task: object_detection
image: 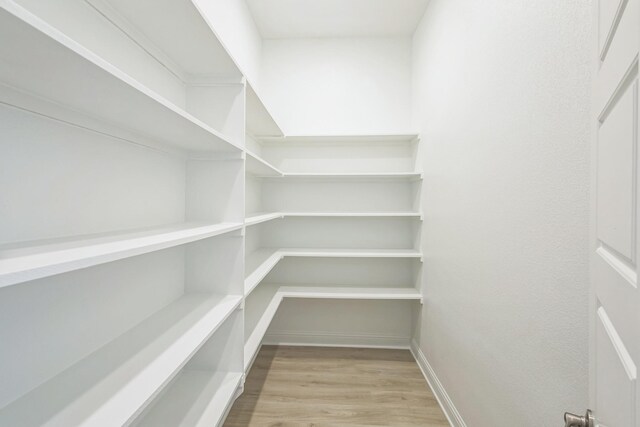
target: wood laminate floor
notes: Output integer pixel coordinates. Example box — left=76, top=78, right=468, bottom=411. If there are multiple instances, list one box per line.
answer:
left=224, top=346, right=450, bottom=427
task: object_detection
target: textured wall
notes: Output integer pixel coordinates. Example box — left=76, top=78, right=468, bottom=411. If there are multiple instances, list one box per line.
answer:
left=411, top=1, right=592, bottom=425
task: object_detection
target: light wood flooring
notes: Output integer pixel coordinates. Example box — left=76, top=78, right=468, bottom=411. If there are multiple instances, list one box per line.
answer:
left=224, top=345, right=450, bottom=427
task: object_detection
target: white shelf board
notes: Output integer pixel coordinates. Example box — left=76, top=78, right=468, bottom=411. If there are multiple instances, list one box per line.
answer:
left=244, top=212, right=421, bottom=226
left=259, top=134, right=419, bottom=144
left=89, top=2, right=284, bottom=138
left=0, top=293, right=242, bottom=427
left=244, top=285, right=282, bottom=372
left=258, top=172, right=423, bottom=180
left=246, top=82, right=283, bottom=137
left=0, top=222, right=243, bottom=288
left=283, top=212, right=422, bottom=218
left=96, top=0, right=239, bottom=77
left=280, top=248, right=423, bottom=259
left=244, top=212, right=284, bottom=227
left=244, top=249, right=282, bottom=296
left=0, top=3, right=241, bottom=154
left=244, top=248, right=423, bottom=298
left=245, top=150, right=283, bottom=177
left=243, top=283, right=423, bottom=371
left=133, top=371, right=242, bottom=427
left=279, top=286, right=423, bottom=301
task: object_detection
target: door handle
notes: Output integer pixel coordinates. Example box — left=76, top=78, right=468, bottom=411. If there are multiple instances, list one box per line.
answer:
left=564, top=409, right=594, bottom=427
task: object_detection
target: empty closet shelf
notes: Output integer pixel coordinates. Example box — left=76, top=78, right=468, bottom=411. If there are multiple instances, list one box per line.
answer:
left=244, top=248, right=423, bottom=297
left=267, top=172, right=423, bottom=180
left=245, top=212, right=284, bottom=227
left=0, top=3, right=241, bottom=154
left=283, top=212, right=422, bottom=218
left=243, top=284, right=423, bottom=372
left=134, top=371, right=243, bottom=427
left=280, top=248, right=423, bottom=258
left=243, top=285, right=283, bottom=371
left=244, top=248, right=422, bottom=297
left=245, top=249, right=282, bottom=296
left=244, top=212, right=421, bottom=226
left=0, top=222, right=244, bottom=288
left=0, top=294, right=242, bottom=427
left=245, top=151, right=283, bottom=177
left=278, top=286, right=423, bottom=301
left=246, top=82, right=283, bottom=137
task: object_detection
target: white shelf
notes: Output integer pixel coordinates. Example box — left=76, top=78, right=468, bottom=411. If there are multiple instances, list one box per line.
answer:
left=99, top=0, right=283, bottom=138
left=133, top=371, right=242, bottom=427
left=96, top=0, right=239, bottom=78
left=0, top=3, right=241, bottom=154
left=280, top=248, right=423, bottom=259
left=245, top=151, right=283, bottom=177
left=283, top=212, right=422, bottom=218
left=0, top=294, right=242, bottom=427
left=0, top=222, right=243, bottom=288
left=245, top=249, right=282, bottom=296
left=243, top=283, right=422, bottom=372
left=279, top=286, right=423, bottom=301
left=259, top=134, right=419, bottom=144
left=96, top=2, right=283, bottom=138
left=262, top=172, right=423, bottom=180
left=246, top=82, right=283, bottom=137
left=244, top=248, right=422, bottom=297
left=244, top=284, right=283, bottom=371
left=244, top=212, right=284, bottom=227
left=244, top=212, right=421, bottom=226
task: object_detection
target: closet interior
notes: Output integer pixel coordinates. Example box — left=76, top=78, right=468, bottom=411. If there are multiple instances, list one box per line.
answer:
left=0, top=1, right=423, bottom=425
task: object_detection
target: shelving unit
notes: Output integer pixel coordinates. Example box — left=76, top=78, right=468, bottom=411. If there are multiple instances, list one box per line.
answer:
left=0, top=222, right=243, bottom=288
left=0, top=294, right=242, bottom=426
left=0, top=3, right=242, bottom=155
left=2, top=1, right=423, bottom=424
left=1, top=0, right=251, bottom=425
left=242, top=133, right=423, bottom=368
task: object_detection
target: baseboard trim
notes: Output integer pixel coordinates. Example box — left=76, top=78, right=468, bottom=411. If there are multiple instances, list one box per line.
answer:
left=410, top=339, right=467, bottom=427
left=263, top=331, right=410, bottom=349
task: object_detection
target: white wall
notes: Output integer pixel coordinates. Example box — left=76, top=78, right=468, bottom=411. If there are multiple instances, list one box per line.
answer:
left=411, top=1, right=591, bottom=426
left=261, top=37, right=413, bottom=134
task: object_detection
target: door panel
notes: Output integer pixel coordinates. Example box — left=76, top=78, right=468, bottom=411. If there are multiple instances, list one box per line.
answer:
left=597, top=79, right=635, bottom=259
left=595, top=0, right=637, bottom=115
left=596, top=307, right=636, bottom=427
left=592, top=0, right=640, bottom=425
left=598, top=0, right=627, bottom=56
left=595, top=250, right=639, bottom=357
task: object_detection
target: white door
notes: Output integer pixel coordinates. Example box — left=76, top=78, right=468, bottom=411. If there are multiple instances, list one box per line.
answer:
left=589, top=0, right=640, bottom=426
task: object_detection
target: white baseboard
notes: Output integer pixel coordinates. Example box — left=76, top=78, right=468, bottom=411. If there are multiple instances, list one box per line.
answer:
left=410, top=339, right=467, bottom=427
left=263, top=331, right=410, bottom=349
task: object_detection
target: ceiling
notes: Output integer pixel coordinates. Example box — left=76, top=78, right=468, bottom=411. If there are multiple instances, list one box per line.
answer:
left=246, top=0, right=430, bottom=39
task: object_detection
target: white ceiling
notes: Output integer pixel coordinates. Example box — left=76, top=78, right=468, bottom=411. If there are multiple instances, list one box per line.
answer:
left=246, top=0, right=430, bottom=39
